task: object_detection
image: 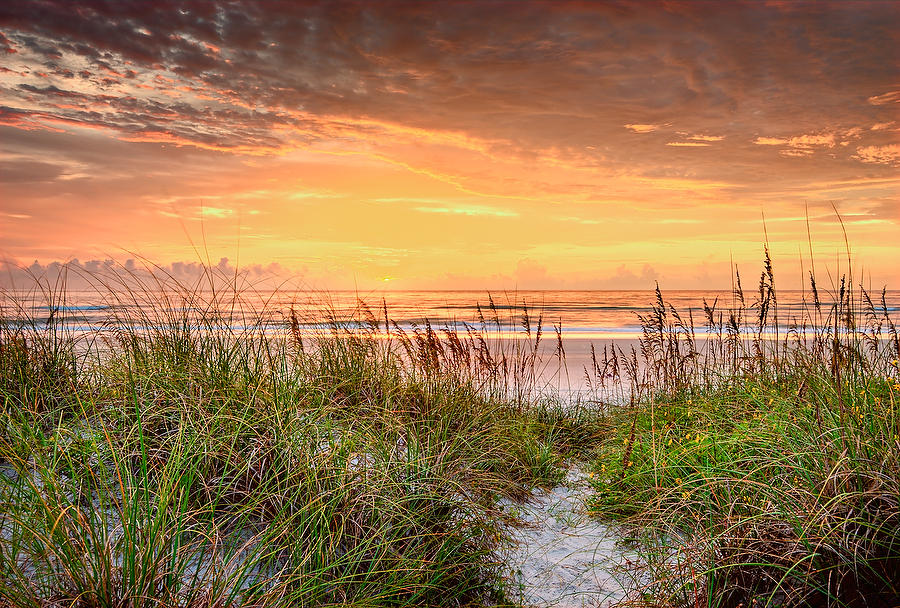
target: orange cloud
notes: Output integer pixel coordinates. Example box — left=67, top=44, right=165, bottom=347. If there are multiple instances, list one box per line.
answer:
left=788, top=134, right=835, bottom=148
left=868, top=90, right=900, bottom=105
left=853, top=144, right=900, bottom=166
left=1, top=0, right=898, bottom=289
left=753, top=137, right=784, bottom=145
left=666, top=141, right=710, bottom=147
left=624, top=124, right=661, bottom=133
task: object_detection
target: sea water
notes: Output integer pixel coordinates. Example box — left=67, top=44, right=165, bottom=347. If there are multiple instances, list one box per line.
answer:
left=4, top=288, right=898, bottom=396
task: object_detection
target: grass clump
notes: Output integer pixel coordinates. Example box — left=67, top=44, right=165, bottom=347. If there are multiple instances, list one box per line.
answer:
left=0, top=265, right=573, bottom=607
left=5, top=247, right=897, bottom=607
left=589, top=251, right=900, bottom=607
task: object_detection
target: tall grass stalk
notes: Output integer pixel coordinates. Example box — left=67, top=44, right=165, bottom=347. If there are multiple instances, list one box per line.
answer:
left=0, top=262, right=577, bottom=607
left=589, top=252, right=900, bottom=607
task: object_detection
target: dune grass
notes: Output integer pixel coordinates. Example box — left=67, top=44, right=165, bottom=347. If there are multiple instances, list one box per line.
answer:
left=589, top=252, right=900, bottom=606
left=0, top=266, right=580, bottom=607
left=2, top=252, right=898, bottom=607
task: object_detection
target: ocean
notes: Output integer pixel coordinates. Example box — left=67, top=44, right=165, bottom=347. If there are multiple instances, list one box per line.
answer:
left=4, top=288, right=899, bottom=396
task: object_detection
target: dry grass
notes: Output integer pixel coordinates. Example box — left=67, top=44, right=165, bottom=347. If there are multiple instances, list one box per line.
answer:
left=589, top=249, right=900, bottom=607
left=0, top=263, right=576, bottom=607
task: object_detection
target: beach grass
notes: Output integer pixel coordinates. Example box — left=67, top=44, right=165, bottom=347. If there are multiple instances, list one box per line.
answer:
left=1, top=252, right=898, bottom=607
left=588, top=251, right=900, bottom=606
left=0, top=266, right=577, bottom=607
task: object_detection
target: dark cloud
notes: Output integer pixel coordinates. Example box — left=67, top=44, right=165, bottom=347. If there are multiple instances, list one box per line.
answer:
left=1, top=1, right=896, bottom=173
left=0, top=158, right=66, bottom=183
left=865, top=198, right=900, bottom=222
left=8, top=82, right=298, bottom=151
left=0, top=30, right=16, bottom=53
left=0, top=0, right=897, bottom=287
left=15, top=33, right=61, bottom=57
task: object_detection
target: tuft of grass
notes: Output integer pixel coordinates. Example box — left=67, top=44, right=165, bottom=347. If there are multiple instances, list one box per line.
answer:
left=589, top=250, right=900, bottom=607
left=6, top=246, right=896, bottom=607
left=0, top=262, right=574, bottom=607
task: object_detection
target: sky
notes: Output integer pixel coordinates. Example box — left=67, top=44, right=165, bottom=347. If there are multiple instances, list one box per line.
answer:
left=1, top=0, right=898, bottom=291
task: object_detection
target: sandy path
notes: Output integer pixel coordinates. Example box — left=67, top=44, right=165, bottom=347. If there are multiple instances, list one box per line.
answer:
left=499, top=466, right=632, bottom=607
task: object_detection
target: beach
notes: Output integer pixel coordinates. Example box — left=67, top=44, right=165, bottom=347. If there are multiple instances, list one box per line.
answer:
left=2, top=272, right=898, bottom=606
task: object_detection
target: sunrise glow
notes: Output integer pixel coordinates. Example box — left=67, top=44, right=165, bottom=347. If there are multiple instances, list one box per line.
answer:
left=1, top=1, right=898, bottom=289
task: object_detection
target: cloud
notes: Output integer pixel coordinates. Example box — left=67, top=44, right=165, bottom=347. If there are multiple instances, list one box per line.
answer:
left=666, top=141, right=710, bottom=147
left=376, top=197, right=519, bottom=217
left=865, top=198, right=900, bottom=222
left=754, top=133, right=835, bottom=147
left=788, top=134, right=835, bottom=148
left=624, top=124, right=661, bottom=133
left=754, top=137, right=788, bottom=145
left=514, top=258, right=551, bottom=287
left=510, top=259, right=660, bottom=290
left=1, top=1, right=896, bottom=178
left=0, top=1, right=898, bottom=287
left=871, top=121, right=895, bottom=131
left=200, top=206, right=235, bottom=218
left=0, top=159, right=66, bottom=183
left=853, top=144, right=900, bottom=166
left=0, top=257, right=293, bottom=290
left=780, top=148, right=815, bottom=157
left=602, top=264, right=660, bottom=289
left=868, top=90, right=900, bottom=105
left=753, top=132, right=838, bottom=159
left=557, top=215, right=600, bottom=225
left=412, top=204, right=518, bottom=218
left=0, top=31, right=16, bottom=53
left=665, top=133, right=723, bottom=147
